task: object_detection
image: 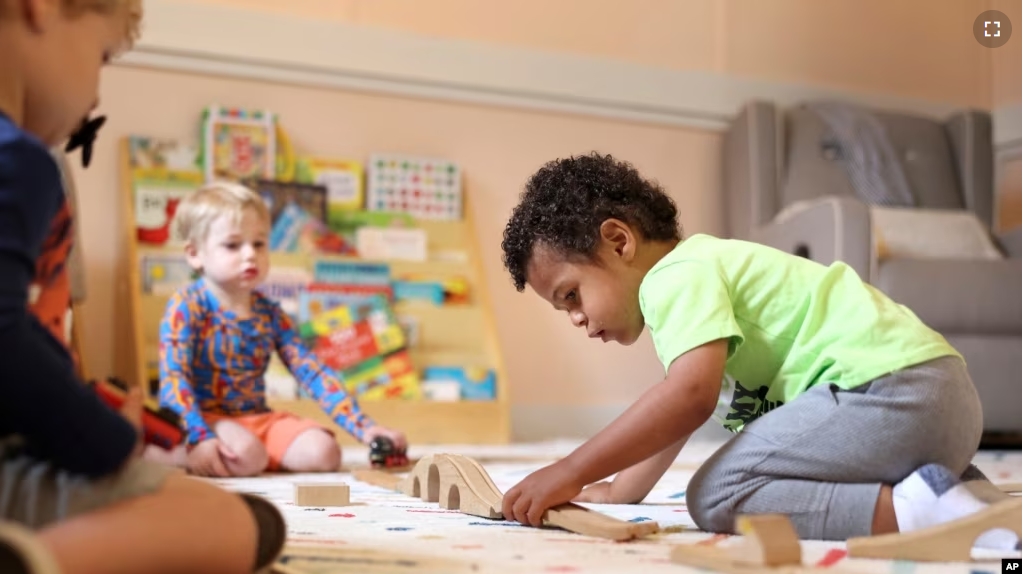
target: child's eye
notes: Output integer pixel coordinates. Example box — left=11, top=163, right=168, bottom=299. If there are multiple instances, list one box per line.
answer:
left=224, top=242, right=240, bottom=250
left=253, top=241, right=266, bottom=249
left=565, top=290, right=577, bottom=303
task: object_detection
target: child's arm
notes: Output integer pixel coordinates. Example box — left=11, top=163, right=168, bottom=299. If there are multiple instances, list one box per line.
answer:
left=503, top=339, right=726, bottom=525
left=0, top=148, right=137, bottom=477
left=575, top=433, right=689, bottom=504
left=268, top=304, right=375, bottom=442
left=157, top=292, right=215, bottom=445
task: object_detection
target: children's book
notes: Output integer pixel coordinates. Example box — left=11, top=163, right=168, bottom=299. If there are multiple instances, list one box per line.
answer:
left=367, top=154, right=462, bottom=221
left=313, top=260, right=391, bottom=286
left=127, top=136, right=204, bottom=246
left=141, top=254, right=197, bottom=295
left=295, top=157, right=364, bottom=222
left=339, top=351, right=420, bottom=400
left=247, top=178, right=328, bottom=227
left=201, top=106, right=276, bottom=182
left=299, top=295, right=420, bottom=400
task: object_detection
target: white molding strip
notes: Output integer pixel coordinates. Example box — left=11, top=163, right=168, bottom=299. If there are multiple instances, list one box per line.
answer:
left=119, top=0, right=1019, bottom=148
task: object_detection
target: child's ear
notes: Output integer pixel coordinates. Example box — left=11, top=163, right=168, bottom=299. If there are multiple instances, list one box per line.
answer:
left=598, top=218, right=636, bottom=262
left=184, top=241, right=203, bottom=272
left=22, top=0, right=60, bottom=32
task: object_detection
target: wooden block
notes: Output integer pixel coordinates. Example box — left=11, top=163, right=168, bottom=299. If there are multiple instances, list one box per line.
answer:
left=731, top=514, right=802, bottom=567
left=294, top=483, right=350, bottom=507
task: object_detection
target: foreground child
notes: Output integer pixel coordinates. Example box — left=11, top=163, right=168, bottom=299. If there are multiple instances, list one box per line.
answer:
left=498, top=153, right=1014, bottom=547
left=0, top=0, right=284, bottom=572
left=154, top=183, right=406, bottom=477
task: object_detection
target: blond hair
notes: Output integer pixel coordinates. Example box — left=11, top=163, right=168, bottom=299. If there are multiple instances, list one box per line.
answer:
left=1, top=0, right=143, bottom=49
left=175, top=182, right=271, bottom=245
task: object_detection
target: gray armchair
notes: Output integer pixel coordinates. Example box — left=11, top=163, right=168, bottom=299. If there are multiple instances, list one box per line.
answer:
left=723, top=100, right=1021, bottom=440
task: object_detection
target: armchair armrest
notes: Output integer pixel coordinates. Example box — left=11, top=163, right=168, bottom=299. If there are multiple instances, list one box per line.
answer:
left=751, top=196, right=873, bottom=280
left=995, top=227, right=1021, bottom=259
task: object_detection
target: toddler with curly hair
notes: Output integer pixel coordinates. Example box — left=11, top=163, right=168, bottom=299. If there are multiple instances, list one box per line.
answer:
left=498, top=152, right=1015, bottom=548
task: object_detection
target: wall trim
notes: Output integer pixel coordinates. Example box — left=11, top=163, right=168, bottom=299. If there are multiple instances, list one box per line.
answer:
left=120, top=0, right=1016, bottom=147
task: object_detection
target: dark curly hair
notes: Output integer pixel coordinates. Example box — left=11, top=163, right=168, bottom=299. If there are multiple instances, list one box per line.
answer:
left=501, top=152, right=681, bottom=292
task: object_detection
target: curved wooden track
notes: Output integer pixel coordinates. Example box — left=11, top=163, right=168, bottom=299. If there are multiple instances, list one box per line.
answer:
left=386, top=454, right=659, bottom=541
left=846, top=496, right=1022, bottom=561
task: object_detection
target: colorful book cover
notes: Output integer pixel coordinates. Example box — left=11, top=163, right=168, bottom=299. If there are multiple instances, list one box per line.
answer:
left=141, top=254, right=197, bottom=295
left=246, top=178, right=327, bottom=226
left=201, top=106, right=276, bottom=182
left=295, top=157, right=364, bottom=219
left=300, top=295, right=406, bottom=371
left=327, top=210, right=416, bottom=244
left=313, top=260, right=391, bottom=286
left=127, top=136, right=204, bottom=246
left=340, top=351, right=421, bottom=400
left=297, top=287, right=388, bottom=323
left=366, top=154, right=462, bottom=221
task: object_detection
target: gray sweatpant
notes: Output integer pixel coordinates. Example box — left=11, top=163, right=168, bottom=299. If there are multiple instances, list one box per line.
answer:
left=685, top=355, right=984, bottom=540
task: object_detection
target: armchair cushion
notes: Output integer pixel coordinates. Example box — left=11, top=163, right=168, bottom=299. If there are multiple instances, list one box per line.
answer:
left=996, top=227, right=1021, bottom=258
left=876, top=258, right=1021, bottom=334
left=871, top=207, right=1004, bottom=261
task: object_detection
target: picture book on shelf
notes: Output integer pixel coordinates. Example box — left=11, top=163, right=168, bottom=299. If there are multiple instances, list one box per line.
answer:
left=141, top=254, right=197, bottom=295
left=299, top=295, right=420, bottom=400
left=366, top=154, right=463, bottom=221
left=127, top=136, right=204, bottom=246
left=201, top=105, right=276, bottom=182
left=295, top=157, right=364, bottom=221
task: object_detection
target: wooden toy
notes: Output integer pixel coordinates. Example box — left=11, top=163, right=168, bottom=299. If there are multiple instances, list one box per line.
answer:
left=997, top=482, right=1022, bottom=493
left=294, top=483, right=350, bottom=507
left=671, top=514, right=849, bottom=574
left=845, top=496, right=1022, bottom=561
left=396, top=455, right=659, bottom=541
left=368, top=436, right=409, bottom=469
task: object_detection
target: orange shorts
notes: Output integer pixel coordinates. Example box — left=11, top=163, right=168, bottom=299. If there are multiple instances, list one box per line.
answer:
left=203, top=411, right=333, bottom=471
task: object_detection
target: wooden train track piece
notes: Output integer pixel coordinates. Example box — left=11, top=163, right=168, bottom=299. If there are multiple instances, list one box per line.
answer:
left=996, top=482, right=1022, bottom=494
left=386, top=454, right=659, bottom=540
left=845, top=496, right=1022, bottom=561
left=671, top=514, right=857, bottom=574
left=351, top=469, right=403, bottom=492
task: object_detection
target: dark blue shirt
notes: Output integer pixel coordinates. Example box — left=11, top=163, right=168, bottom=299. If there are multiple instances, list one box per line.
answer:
left=0, top=111, right=137, bottom=477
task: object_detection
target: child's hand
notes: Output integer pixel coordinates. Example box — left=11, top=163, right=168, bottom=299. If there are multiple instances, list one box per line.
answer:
left=187, top=438, right=236, bottom=477
left=573, top=481, right=613, bottom=504
left=501, top=460, right=584, bottom=527
left=363, top=426, right=407, bottom=450
left=118, top=385, right=145, bottom=458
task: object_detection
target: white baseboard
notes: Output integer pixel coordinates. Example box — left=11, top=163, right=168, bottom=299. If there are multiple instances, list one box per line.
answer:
left=510, top=404, right=734, bottom=443
left=117, top=0, right=1016, bottom=146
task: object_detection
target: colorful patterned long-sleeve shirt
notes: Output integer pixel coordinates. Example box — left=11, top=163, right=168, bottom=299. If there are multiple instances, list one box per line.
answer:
left=158, top=279, right=374, bottom=445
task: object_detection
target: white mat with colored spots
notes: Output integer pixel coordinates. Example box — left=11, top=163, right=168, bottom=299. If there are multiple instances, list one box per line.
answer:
left=209, top=440, right=1022, bottom=574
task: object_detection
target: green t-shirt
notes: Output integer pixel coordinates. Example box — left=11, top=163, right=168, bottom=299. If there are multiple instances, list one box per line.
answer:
left=638, top=234, right=958, bottom=432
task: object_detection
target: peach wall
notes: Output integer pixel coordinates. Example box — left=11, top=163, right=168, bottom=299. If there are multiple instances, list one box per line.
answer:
left=193, top=0, right=991, bottom=107
left=69, top=0, right=1019, bottom=424
left=990, top=0, right=1021, bottom=108
left=72, top=65, right=720, bottom=407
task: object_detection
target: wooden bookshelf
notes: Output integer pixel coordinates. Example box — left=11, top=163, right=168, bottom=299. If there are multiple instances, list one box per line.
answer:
left=119, top=137, right=511, bottom=445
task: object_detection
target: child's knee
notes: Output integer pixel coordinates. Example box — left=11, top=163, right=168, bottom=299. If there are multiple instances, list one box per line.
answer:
left=685, top=475, right=737, bottom=534
left=306, top=431, right=341, bottom=471
left=226, top=438, right=270, bottom=477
